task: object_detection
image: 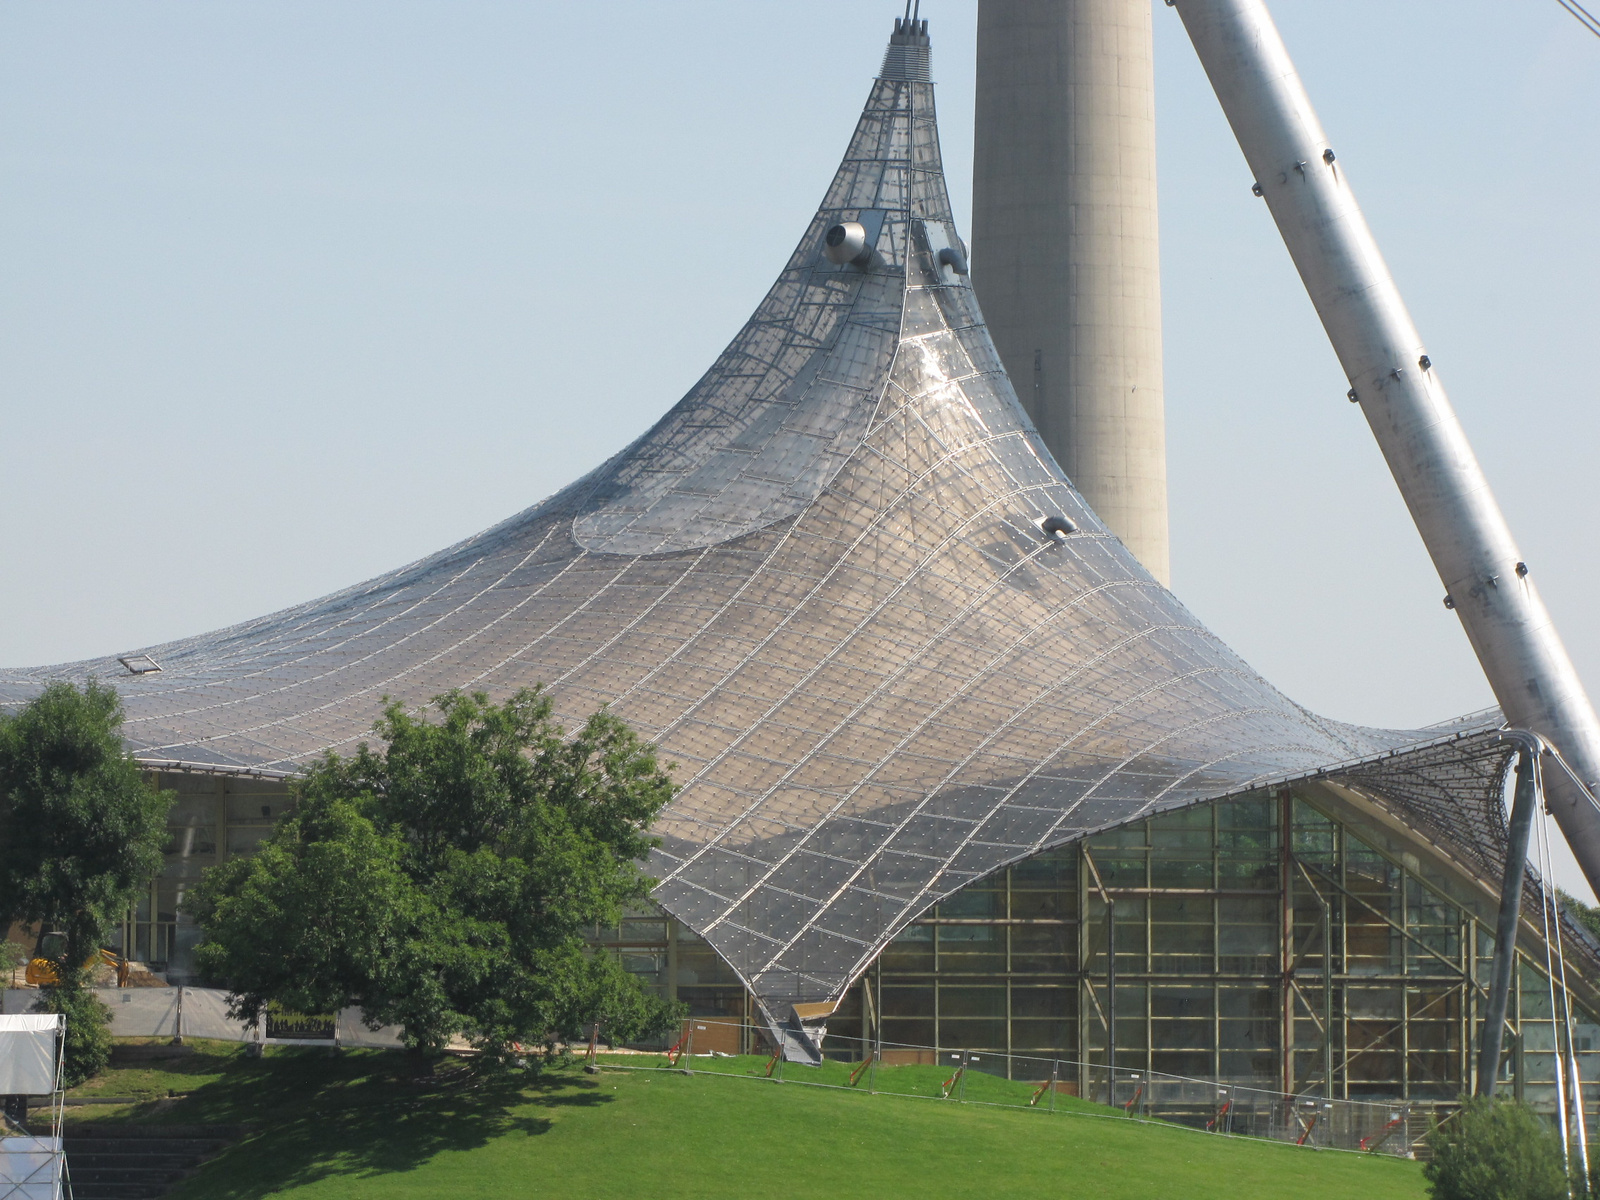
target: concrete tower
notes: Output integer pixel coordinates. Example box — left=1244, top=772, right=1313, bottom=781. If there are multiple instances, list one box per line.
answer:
left=973, top=0, right=1171, bottom=586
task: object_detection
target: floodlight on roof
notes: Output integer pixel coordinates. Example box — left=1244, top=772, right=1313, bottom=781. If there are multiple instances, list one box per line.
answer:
left=1039, top=515, right=1077, bottom=542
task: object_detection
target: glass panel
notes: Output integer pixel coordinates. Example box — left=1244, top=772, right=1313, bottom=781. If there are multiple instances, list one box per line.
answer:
left=621, top=951, right=666, bottom=983
left=1291, top=802, right=1336, bottom=867
left=1149, top=853, right=1212, bottom=889
left=937, top=1019, right=1006, bottom=1051
left=1011, top=1019, right=1073, bottom=1052
left=1345, top=849, right=1399, bottom=975
left=882, top=1018, right=935, bottom=1047
left=1010, top=888, right=1074, bottom=920
left=937, top=924, right=1004, bottom=975
left=881, top=986, right=934, bottom=1018
left=225, top=793, right=288, bottom=825
left=1092, top=853, right=1147, bottom=888
left=620, top=919, right=669, bottom=943
left=882, top=922, right=934, bottom=971
left=165, top=826, right=217, bottom=857
left=1010, top=924, right=1075, bottom=974
left=938, top=888, right=1003, bottom=920
left=1218, top=984, right=1278, bottom=1083
left=677, top=940, right=739, bottom=987
left=1010, top=850, right=1076, bottom=894
left=1151, top=901, right=1212, bottom=974
left=1151, top=987, right=1214, bottom=1050
left=225, top=826, right=271, bottom=855
left=1218, top=896, right=1278, bottom=972
left=678, top=989, right=743, bottom=1019
left=939, top=986, right=1006, bottom=1018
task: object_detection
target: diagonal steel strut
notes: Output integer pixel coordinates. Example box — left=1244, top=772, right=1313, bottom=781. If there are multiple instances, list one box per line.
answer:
left=1171, top=0, right=1600, bottom=898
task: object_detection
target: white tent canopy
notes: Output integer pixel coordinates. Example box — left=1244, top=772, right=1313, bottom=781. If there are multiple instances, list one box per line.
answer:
left=0, top=1015, right=60, bottom=1097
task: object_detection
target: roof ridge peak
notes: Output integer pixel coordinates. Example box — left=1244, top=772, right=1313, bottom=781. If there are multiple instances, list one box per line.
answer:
left=882, top=14, right=931, bottom=82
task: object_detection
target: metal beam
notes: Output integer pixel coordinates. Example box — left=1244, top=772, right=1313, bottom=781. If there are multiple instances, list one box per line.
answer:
left=1296, top=861, right=1335, bottom=1097
left=1479, top=746, right=1541, bottom=1097
left=1297, top=857, right=1472, bottom=982
left=1084, top=848, right=1117, bottom=1101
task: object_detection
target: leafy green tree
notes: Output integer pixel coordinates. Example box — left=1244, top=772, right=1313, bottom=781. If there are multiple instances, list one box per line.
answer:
left=0, top=681, right=169, bottom=1084
left=0, top=680, right=170, bottom=971
left=1424, top=1096, right=1569, bottom=1200
left=192, top=688, right=682, bottom=1063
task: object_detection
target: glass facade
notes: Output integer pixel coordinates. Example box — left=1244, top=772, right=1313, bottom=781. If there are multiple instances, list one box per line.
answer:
left=795, top=783, right=1600, bottom=1127
left=588, top=911, right=753, bottom=1052
left=118, top=771, right=295, bottom=981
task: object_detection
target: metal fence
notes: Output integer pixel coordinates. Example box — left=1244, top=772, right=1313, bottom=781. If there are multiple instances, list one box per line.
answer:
left=595, top=1019, right=1422, bottom=1158
left=0, top=988, right=403, bottom=1048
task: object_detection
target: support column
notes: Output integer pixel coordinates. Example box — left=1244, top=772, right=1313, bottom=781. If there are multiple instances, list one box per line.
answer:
left=1479, top=746, right=1540, bottom=1097
left=1085, top=849, right=1117, bottom=1101
left=973, top=0, right=1171, bottom=586
left=1280, top=790, right=1295, bottom=1094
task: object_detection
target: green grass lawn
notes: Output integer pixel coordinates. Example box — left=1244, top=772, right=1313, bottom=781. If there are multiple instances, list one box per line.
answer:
left=66, top=1042, right=1430, bottom=1200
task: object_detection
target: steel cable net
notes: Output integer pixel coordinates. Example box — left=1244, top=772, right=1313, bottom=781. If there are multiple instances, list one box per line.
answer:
left=1332, top=727, right=1517, bottom=883
left=0, top=23, right=1546, bottom=1017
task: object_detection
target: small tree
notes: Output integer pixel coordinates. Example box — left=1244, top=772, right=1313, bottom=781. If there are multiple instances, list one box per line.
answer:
left=192, top=688, right=682, bottom=1063
left=1424, top=1096, right=1569, bottom=1200
left=35, top=987, right=113, bottom=1089
left=0, top=680, right=170, bottom=1084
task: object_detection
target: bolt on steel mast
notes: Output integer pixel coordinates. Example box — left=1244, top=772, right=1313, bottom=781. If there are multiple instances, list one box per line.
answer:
left=1170, top=0, right=1600, bottom=897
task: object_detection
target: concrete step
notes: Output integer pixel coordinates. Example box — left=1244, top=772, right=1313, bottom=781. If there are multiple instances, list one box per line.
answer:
left=62, top=1124, right=245, bottom=1200
left=70, top=1166, right=185, bottom=1182
left=71, top=1185, right=174, bottom=1200
left=63, top=1125, right=244, bottom=1139
left=68, top=1139, right=227, bottom=1155
left=69, top=1153, right=201, bottom=1171
left=70, top=1185, right=170, bottom=1200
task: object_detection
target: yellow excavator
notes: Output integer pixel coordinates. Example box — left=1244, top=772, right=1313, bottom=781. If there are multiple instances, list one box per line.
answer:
left=23, top=931, right=129, bottom=988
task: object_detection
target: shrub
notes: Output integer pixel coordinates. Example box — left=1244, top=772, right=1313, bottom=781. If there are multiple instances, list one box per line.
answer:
left=33, top=986, right=113, bottom=1089
left=1424, top=1095, right=1569, bottom=1200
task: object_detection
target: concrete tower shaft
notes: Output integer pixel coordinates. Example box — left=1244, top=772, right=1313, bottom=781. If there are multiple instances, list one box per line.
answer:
left=973, top=0, right=1171, bottom=586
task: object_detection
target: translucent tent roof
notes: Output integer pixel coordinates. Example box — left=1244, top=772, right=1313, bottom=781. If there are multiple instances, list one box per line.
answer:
left=1, top=19, right=1523, bottom=1017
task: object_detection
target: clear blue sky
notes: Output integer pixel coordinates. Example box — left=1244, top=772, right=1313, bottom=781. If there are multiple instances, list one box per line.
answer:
left=3, top=3, right=1597, bottom=883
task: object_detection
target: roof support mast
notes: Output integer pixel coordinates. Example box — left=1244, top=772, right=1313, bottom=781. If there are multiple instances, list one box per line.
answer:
left=973, top=0, right=1171, bottom=587
left=1170, top=0, right=1600, bottom=896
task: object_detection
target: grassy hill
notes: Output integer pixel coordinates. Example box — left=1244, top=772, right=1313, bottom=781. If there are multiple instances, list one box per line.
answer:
left=66, top=1041, right=1430, bottom=1200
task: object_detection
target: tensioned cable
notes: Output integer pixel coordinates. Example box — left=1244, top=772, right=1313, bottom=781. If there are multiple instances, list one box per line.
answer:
left=1534, top=767, right=1574, bottom=1167
left=1553, top=898, right=1589, bottom=1186
left=1557, top=0, right=1600, bottom=39
left=1543, top=756, right=1592, bottom=1187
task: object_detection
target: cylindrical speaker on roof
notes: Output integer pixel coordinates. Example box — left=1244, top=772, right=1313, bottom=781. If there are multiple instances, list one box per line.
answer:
left=823, top=222, right=870, bottom=265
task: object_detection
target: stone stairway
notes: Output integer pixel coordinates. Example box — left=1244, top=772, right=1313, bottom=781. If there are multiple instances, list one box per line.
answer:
left=63, top=1125, right=244, bottom=1200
